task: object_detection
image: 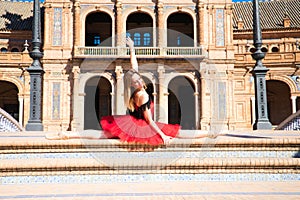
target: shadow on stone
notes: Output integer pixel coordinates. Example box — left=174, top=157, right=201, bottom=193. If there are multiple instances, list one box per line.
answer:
left=293, top=150, right=300, bottom=158
left=225, top=134, right=271, bottom=139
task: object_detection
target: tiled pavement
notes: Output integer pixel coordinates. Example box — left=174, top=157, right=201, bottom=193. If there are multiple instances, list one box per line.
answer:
left=0, top=130, right=300, bottom=199
left=1, top=181, right=300, bottom=199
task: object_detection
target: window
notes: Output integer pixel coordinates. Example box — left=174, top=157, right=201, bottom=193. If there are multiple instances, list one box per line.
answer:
left=177, top=36, right=181, bottom=46
left=133, top=33, right=141, bottom=46
left=261, top=47, right=268, bottom=53
left=143, top=33, right=151, bottom=46
left=94, top=36, right=101, bottom=45
left=1, top=47, right=8, bottom=52
left=271, top=46, right=279, bottom=52
left=11, top=48, right=19, bottom=52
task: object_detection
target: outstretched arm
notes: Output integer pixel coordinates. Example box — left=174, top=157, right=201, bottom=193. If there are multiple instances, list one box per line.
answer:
left=137, top=92, right=173, bottom=144
left=126, top=37, right=138, bottom=72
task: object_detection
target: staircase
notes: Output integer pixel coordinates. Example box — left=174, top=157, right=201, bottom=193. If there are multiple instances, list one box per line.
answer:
left=0, top=107, right=23, bottom=132
left=0, top=131, right=300, bottom=199
left=276, top=109, right=300, bottom=131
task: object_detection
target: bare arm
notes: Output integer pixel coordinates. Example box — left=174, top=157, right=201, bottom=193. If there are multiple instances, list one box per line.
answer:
left=126, top=37, right=138, bottom=72
left=137, top=92, right=171, bottom=143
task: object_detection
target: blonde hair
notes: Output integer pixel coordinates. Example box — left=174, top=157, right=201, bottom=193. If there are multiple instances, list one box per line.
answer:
left=124, top=69, right=146, bottom=112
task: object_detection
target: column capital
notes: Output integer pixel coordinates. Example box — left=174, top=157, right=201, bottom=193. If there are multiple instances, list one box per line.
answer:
left=157, top=65, right=165, bottom=74
left=72, top=66, right=80, bottom=78
left=115, top=66, right=123, bottom=78
left=74, top=1, right=80, bottom=8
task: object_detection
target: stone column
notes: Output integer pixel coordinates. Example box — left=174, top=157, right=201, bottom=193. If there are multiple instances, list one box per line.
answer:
left=43, top=3, right=51, bottom=47
left=194, top=91, right=199, bottom=129
left=199, top=67, right=209, bottom=130
left=73, top=1, right=81, bottom=47
left=291, top=96, right=297, bottom=113
left=157, top=1, right=164, bottom=47
left=197, top=1, right=205, bottom=46
left=115, top=65, right=125, bottom=115
left=115, top=0, right=123, bottom=47
left=18, top=96, right=24, bottom=127
left=157, top=65, right=167, bottom=123
left=71, top=65, right=80, bottom=131
left=251, top=96, right=256, bottom=125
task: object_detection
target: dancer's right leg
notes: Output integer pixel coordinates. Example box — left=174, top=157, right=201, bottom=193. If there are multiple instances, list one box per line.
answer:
left=46, top=130, right=110, bottom=140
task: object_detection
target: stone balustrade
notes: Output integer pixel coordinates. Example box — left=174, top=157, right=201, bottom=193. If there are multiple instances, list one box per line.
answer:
left=276, top=109, right=300, bottom=131
left=0, top=52, right=31, bottom=66
left=0, top=108, right=24, bottom=132
left=75, top=47, right=203, bottom=58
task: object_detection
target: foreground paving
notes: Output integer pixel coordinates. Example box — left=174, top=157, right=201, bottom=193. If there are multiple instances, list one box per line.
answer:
left=0, top=130, right=300, bottom=199
left=1, top=181, right=300, bottom=199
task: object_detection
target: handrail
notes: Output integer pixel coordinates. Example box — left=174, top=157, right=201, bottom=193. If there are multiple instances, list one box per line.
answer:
left=75, top=47, right=203, bottom=57
left=275, top=110, right=300, bottom=130
left=0, top=108, right=24, bottom=132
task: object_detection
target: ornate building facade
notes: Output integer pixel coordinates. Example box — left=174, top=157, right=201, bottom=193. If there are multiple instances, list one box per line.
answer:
left=0, top=0, right=299, bottom=131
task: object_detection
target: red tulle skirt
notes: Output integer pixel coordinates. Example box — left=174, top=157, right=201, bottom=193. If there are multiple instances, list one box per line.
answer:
left=100, top=115, right=180, bottom=146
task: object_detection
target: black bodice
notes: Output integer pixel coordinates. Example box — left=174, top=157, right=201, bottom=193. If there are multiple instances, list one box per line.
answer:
left=128, top=99, right=151, bottom=120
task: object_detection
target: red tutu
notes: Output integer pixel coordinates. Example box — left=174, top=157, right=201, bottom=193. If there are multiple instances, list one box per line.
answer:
left=100, top=115, right=180, bottom=145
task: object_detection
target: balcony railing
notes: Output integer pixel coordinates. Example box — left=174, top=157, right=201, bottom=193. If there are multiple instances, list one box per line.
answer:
left=0, top=108, right=24, bottom=132
left=75, top=47, right=203, bottom=58
left=0, top=52, right=31, bottom=65
left=276, top=109, right=300, bottom=131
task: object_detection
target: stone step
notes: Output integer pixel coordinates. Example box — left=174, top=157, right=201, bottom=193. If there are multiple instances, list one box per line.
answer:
left=1, top=131, right=300, bottom=198
left=0, top=131, right=300, bottom=177
left=1, top=157, right=300, bottom=175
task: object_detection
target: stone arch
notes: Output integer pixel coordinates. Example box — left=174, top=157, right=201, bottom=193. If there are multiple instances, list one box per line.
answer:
left=122, top=7, right=156, bottom=25
left=80, top=7, right=115, bottom=46
left=0, top=77, right=24, bottom=125
left=122, top=8, right=156, bottom=47
left=0, top=77, right=24, bottom=95
left=165, top=72, right=199, bottom=129
left=266, top=75, right=297, bottom=94
left=79, top=72, right=115, bottom=94
left=265, top=79, right=292, bottom=125
left=78, top=72, right=115, bottom=130
left=165, top=72, right=199, bottom=93
left=164, top=8, right=197, bottom=46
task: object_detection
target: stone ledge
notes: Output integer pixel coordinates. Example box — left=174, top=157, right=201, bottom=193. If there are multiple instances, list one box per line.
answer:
left=0, top=131, right=300, bottom=149
left=1, top=157, right=299, bottom=174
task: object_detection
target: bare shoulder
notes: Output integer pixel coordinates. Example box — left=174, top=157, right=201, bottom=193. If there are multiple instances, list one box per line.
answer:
left=135, top=90, right=149, bottom=107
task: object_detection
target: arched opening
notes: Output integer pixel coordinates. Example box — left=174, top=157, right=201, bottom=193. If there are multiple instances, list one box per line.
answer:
left=168, top=76, right=195, bottom=129
left=84, top=76, right=112, bottom=130
left=11, top=48, right=19, bottom=52
left=249, top=47, right=256, bottom=53
left=85, top=12, right=112, bottom=46
left=271, top=46, right=279, bottom=52
left=261, top=47, right=268, bottom=53
left=1, top=47, right=8, bottom=52
left=167, top=12, right=194, bottom=47
left=266, top=80, right=292, bottom=125
left=0, top=80, right=19, bottom=121
left=126, top=12, right=153, bottom=47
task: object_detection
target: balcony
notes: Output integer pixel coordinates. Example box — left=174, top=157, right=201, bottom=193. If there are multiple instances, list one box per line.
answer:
left=234, top=51, right=300, bottom=66
left=75, top=47, right=204, bottom=59
left=0, top=52, right=31, bottom=66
